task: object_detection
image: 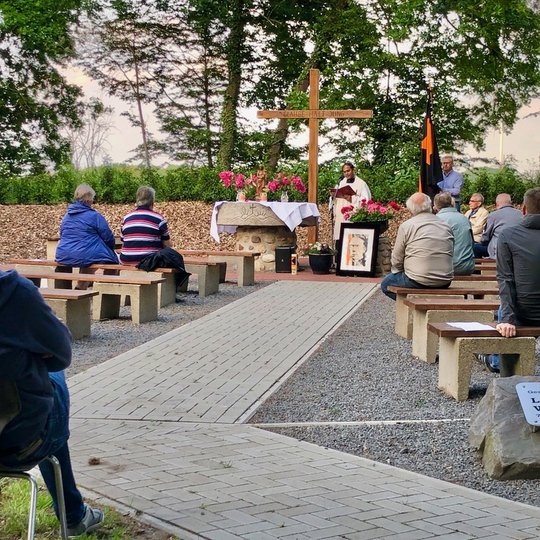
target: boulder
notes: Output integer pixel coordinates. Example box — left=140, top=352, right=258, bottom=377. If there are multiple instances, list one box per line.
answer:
left=469, top=375, right=540, bottom=480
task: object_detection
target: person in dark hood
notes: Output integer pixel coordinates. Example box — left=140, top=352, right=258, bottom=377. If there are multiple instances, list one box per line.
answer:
left=0, top=269, right=104, bottom=536
left=55, top=183, right=118, bottom=288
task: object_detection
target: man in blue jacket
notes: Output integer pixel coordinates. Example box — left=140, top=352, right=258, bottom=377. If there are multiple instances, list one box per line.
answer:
left=0, top=269, right=104, bottom=536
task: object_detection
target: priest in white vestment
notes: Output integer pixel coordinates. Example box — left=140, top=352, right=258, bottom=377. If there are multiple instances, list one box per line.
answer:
left=330, top=161, right=372, bottom=242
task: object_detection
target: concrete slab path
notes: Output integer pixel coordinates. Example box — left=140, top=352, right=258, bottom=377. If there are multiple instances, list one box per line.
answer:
left=68, top=281, right=540, bottom=539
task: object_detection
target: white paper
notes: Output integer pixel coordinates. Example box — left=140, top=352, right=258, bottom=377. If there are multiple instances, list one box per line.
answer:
left=447, top=322, right=495, bottom=331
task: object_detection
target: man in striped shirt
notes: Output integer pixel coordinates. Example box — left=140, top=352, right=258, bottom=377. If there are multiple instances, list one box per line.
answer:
left=119, top=186, right=172, bottom=265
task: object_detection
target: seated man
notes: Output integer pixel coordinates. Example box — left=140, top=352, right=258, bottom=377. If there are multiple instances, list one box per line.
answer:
left=120, top=185, right=172, bottom=266
left=464, top=192, right=489, bottom=242
left=473, top=193, right=522, bottom=259
left=434, top=192, right=475, bottom=275
left=381, top=192, right=454, bottom=300
left=482, top=187, right=540, bottom=374
left=0, top=269, right=104, bottom=537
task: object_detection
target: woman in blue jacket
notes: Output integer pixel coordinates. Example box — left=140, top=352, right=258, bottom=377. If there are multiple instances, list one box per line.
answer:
left=56, top=184, right=118, bottom=288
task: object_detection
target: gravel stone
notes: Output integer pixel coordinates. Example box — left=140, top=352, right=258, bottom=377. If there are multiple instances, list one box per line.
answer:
left=250, top=289, right=540, bottom=507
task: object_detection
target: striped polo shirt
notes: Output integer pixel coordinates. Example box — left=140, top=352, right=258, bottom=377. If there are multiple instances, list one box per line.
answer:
left=119, top=206, right=170, bottom=265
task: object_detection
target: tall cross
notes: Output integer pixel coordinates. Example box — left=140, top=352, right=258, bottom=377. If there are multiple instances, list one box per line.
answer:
left=257, top=68, right=373, bottom=243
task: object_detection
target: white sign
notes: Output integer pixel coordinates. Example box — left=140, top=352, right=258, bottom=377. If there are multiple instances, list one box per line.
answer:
left=447, top=322, right=494, bottom=331
left=516, top=383, right=540, bottom=426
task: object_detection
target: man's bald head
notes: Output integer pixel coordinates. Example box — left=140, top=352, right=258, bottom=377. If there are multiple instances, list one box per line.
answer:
left=406, top=192, right=432, bottom=215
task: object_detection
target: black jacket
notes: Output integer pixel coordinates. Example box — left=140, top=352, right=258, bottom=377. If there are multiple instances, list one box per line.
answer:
left=137, top=247, right=191, bottom=289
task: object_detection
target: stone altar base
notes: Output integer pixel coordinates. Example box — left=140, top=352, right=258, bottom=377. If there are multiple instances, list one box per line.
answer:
left=235, top=226, right=296, bottom=272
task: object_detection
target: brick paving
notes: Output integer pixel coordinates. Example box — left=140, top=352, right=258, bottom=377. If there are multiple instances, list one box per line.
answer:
left=68, top=280, right=540, bottom=539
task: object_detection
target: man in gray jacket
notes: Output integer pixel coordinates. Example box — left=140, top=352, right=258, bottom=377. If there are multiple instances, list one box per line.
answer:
left=381, top=192, right=454, bottom=300
left=473, top=193, right=522, bottom=258
left=482, top=188, right=540, bottom=374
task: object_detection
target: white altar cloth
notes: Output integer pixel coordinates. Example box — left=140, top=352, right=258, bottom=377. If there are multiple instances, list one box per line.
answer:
left=210, top=201, right=320, bottom=242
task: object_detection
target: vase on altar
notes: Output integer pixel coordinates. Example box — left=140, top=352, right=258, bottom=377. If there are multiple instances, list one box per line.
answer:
left=236, top=189, right=246, bottom=202
left=280, top=191, right=289, bottom=203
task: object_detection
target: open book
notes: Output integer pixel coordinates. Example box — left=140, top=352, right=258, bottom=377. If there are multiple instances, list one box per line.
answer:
left=330, top=185, right=356, bottom=200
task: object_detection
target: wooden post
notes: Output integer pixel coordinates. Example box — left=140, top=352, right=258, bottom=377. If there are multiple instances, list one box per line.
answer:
left=257, top=69, right=373, bottom=245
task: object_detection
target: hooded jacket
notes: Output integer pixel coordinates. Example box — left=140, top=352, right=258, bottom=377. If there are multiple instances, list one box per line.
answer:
left=55, top=201, right=118, bottom=266
left=0, top=270, right=71, bottom=453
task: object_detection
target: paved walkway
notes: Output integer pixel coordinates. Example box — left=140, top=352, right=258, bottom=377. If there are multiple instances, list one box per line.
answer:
left=68, top=281, right=540, bottom=539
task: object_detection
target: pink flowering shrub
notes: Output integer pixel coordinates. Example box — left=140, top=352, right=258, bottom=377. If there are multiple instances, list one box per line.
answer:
left=341, top=199, right=401, bottom=222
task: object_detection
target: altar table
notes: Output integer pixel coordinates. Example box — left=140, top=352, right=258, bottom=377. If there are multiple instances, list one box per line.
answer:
left=210, top=202, right=320, bottom=271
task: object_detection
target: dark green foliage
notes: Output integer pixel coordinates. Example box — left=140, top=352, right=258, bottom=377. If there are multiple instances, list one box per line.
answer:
left=462, top=166, right=539, bottom=205
left=0, top=164, right=535, bottom=206
left=0, top=0, right=84, bottom=175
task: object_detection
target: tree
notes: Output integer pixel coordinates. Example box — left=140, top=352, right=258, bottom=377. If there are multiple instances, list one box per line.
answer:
left=66, top=98, right=113, bottom=169
left=0, top=0, right=83, bottom=175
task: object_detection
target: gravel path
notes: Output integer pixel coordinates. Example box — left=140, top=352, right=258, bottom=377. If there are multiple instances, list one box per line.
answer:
left=250, top=288, right=540, bottom=508
left=69, top=281, right=540, bottom=508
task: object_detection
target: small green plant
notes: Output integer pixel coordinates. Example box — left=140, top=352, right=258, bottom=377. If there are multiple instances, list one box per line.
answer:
left=305, top=242, right=336, bottom=255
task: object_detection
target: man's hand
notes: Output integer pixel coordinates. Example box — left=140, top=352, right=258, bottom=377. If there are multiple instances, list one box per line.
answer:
left=496, top=322, right=516, bottom=338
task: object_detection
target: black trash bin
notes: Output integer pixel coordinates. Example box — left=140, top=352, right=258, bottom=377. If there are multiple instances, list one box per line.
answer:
left=275, top=245, right=296, bottom=273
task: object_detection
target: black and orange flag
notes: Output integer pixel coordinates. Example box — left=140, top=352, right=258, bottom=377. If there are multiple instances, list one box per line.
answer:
left=419, top=89, right=442, bottom=199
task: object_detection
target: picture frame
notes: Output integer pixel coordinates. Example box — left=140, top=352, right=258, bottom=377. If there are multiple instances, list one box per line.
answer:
left=336, top=222, right=381, bottom=277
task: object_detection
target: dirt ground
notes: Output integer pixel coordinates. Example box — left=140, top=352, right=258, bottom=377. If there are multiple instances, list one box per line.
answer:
left=0, top=200, right=403, bottom=262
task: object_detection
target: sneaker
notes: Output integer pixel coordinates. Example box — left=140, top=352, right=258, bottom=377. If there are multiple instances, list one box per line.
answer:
left=484, top=354, right=500, bottom=374
left=67, top=505, right=104, bottom=538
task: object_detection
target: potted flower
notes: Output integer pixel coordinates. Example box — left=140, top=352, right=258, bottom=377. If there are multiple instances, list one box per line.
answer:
left=305, top=242, right=336, bottom=274
left=341, top=199, right=401, bottom=233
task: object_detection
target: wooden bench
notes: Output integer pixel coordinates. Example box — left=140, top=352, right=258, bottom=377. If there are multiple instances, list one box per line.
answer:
left=404, top=298, right=499, bottom=364
left=5, top=267, right=165, bottom=324
left=40, top=288, right=98, bottom=339
left=10, top=257, right=220, bottom=302
left=91, top=259, right=220, bottom=299
left=179, top=250, right=260, bottom=286
left=387, top=286, right=500, bottom=339
left=428, top=322, right=539, bottom=401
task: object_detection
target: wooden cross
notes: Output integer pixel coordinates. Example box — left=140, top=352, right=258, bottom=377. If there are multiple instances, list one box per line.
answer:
left=257, top=68, right=373, bottom=243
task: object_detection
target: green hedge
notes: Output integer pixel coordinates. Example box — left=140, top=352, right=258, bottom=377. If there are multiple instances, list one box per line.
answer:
left=0, top=163, right=537, bottom=206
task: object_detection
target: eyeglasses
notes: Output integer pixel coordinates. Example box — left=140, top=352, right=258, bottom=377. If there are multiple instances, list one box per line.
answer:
left=469, top=199, right=481, bottom=203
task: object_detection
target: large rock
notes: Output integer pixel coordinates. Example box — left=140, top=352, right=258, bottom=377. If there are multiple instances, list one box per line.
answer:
left=469, top=375, right=540, bottom=480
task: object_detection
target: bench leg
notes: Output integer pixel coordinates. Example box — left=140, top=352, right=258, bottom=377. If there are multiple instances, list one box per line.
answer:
left=237, top=258, right=255, bottom=286
left=93, top=292, right=121, bottom=320
left=438, top=337, right=537, bottom=401
left=46, top=298, right=91, bottom=339
left=395, top=294, right=411, bottom=338
left=159, top=274, right=176, bottom=307
left=130, top=283, right=159, bottom=324
left=413, top=309, right=494, bottom=364
left=197, top=266, right=220, bottom=297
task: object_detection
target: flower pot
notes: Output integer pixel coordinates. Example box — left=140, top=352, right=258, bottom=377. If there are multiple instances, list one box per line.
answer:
left=308, top=253, right=334, bottom=274
left=350, top=220, right=388, bottom=234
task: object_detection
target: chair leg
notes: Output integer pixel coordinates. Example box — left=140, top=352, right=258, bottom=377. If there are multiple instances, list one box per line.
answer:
left=46, top=456, right=68, bottom=540
left=0, top=470, right=38, bottom=539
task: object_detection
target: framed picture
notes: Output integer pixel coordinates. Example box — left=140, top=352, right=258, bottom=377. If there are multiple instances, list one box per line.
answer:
left=336, top=222, right=381, bottom=277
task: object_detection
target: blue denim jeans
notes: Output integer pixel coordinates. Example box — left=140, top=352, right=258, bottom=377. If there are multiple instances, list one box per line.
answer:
left=473, top=243, right=489, bottom=258
left=380, top=272, right=445, bottom=301
left=4, top=372, right=85, bottom=527
left=487, top=308, right=523, bottom=376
